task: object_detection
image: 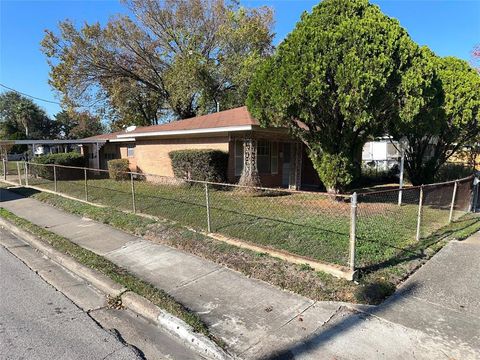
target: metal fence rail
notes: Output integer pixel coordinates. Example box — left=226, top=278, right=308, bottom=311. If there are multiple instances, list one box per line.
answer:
left=0, top=159, right=477, bottom=278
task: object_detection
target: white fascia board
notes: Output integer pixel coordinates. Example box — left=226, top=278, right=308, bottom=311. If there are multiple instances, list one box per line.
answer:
left=109, top=138, right=135, bottom=142
left=116, top=125, right=253, bottom=138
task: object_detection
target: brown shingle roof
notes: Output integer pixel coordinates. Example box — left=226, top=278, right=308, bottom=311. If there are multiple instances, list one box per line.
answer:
left=127, top=106, right=258, bottom=135
left=82, top=106, right=260, bottom=141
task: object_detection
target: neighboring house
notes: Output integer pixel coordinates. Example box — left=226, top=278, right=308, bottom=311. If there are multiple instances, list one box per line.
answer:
left=0, top=140, right=87, bottom=161
left=362, top=138, right=401, bottom=171
left=81, top=106, right=322, bottom=190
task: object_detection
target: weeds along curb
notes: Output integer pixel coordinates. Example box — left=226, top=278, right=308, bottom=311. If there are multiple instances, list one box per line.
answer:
left=122, top=292, right=231, bottom=360
left=0, top=216, right=126, bottom=297
left=0, top=215, right=232, bottom=360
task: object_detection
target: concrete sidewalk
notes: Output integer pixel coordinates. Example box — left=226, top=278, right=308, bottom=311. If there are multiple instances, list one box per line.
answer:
left=371, top=232, right=480, bottom=355
left=1, top=188, right=478, bottom=359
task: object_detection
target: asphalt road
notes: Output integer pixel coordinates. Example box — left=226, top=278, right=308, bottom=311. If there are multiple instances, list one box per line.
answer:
left=0, top=244, right=143, bottom=360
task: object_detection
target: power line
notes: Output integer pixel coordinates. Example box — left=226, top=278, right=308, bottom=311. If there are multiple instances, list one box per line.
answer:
left=0, top=83, right=62, bottom=105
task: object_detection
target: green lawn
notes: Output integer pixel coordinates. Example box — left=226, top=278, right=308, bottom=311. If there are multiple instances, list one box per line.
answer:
left=22, top=168, right=470, bottom=269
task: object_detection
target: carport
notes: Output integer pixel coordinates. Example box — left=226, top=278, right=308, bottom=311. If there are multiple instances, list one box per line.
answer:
left=0, top=139, right=106, bottom=168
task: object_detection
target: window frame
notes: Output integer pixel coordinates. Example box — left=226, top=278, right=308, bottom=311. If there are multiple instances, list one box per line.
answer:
left=127, top=144, right=135, bottom=157
left=257, top=140, right=271, bottom=174
left=234, top=140, right=244, bottom=177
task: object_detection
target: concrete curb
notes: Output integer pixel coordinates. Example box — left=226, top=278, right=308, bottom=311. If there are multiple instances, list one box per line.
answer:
left=0, top=216, right=233, bottom=360
left=122, top=292, right=232, bottom=360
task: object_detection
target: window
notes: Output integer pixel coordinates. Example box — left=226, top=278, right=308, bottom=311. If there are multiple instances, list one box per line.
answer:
left=235, top=139, right=278, bottom=176
left=257, top=140, right=271, bottom=174
left=271, top=142, right=278, bottom=174
left=234, top=140, right=244, bottom=176
left=127, top=144, right=135, bottom=157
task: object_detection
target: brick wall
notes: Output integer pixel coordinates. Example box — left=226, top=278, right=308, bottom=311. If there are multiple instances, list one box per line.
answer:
left=121, top=136, right=229, bottom=177
left=119, top=145, right=137, bottom=172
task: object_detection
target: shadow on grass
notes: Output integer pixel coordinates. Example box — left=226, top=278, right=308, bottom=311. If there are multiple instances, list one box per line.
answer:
left=357, top=217, right=480, bottom=274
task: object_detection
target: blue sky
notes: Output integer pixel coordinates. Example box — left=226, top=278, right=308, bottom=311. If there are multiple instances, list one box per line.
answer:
left=1, top=0, right=479, bottom=117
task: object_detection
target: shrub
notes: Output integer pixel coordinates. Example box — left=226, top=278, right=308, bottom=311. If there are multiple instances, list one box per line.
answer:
left=434, top=162, right=473, bottom=182
left=107, top=159, right=130, bottom=181
left=31, top=152, right=86, bottom=180
left=169, top=150, right=228, bottom=182
left=354, top=163, right=399, bottom=188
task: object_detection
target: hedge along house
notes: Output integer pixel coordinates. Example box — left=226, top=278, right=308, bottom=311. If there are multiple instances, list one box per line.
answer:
left=81, top=106, right=322, bottom=190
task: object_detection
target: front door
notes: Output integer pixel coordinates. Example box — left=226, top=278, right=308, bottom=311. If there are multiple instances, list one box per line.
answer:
left=282, top=143, right=291, bottom=187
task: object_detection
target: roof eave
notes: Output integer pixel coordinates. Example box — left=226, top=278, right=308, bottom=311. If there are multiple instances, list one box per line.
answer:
left=108, top=138, right=135, bottom=143
left=116, top=125, right=255, bottom=139
left=0, top=139, right=107, bottom=145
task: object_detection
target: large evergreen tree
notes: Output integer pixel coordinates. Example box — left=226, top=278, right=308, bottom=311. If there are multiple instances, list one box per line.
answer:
left=391, top=55, right=480, bottom=184
left=247, top=0, right=418, bottom=193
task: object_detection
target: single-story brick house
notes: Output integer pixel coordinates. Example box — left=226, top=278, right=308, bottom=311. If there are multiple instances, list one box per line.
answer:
left=81, top=106, right=322, bottom=189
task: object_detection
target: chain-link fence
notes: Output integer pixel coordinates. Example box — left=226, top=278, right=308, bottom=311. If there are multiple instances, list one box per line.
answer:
left=0, top=159, right=25, bottom=185
left=356, top=186, right=421, bottom=269
left=1, top=160, right=477, bottom=278
left=356, top=175, right=475, bottom=270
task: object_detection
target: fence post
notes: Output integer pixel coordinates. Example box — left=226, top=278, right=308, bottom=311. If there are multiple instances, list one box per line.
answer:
left=448, top=181, right=458, bottom=223
left=205, top=183, right=212, bottom=233
left=398, top=151, right=405, bottom=206
left=130, top=172, right=136, bottom=214
left=84, top=168, right=88, bottom=202
left=16, top=162, right=22, bottom=185
left=471, top=175, right=479, bottom=212
left=53, top=165, right=57, bottom=193
left=24, top=161, right=29, bottom=186
left=416, top=185, right=424, bottom=241
left=349, top=192, right=357, bottom=272
left=2, top=158, right=6, bottom=180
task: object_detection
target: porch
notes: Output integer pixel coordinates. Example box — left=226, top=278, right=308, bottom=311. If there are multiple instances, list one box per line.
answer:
left=228, top=135, right=321, bottom=190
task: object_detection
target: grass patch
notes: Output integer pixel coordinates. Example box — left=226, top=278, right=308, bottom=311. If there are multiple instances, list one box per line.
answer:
left=3, top=185, right=480, bottom=305
left=19, top=173, right=468, bottom=269
left=357, top=212, right=480, bottom=304
left=0, top=207, right=212, bottom=340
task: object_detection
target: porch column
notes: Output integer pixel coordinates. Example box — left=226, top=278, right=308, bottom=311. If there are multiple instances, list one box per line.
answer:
left=94, top=142, right=100, bottom=169
left=239, top=135, right=260, bottom=187
left=243, top=136, right=258, bottom=177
